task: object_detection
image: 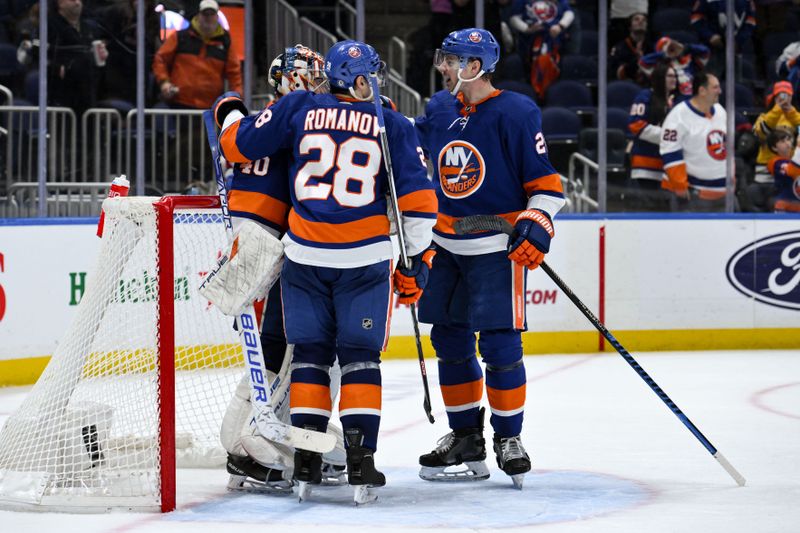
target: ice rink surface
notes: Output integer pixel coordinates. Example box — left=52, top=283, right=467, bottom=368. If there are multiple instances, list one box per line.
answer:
left=0, top=349, right=798, bottom=533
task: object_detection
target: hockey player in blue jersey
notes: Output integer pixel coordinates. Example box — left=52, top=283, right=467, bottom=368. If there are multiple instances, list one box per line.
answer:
left=413, top=28, right=566, bottom=489
left=214, top=40, right=438, bottom=503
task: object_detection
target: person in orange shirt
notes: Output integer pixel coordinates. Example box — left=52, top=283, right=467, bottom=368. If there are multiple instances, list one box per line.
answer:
left=152, top=0, right=241, bottom=109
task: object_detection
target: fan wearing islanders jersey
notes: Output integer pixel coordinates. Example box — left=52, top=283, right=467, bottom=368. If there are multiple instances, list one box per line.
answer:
left=214, top=40, right=437, bottom=501
left=413, top=28, right=565, bottom=489
left=627, top=63, right=677, bottom=211
left=766, top=129, right=800, bottom=213
left=660, top=71, right=729, bottom=211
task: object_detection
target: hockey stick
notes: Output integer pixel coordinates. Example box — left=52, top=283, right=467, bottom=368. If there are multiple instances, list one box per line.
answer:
left=369, top=74, right=435, bottom=424
left=454, top=214, right=746, bottom=487
left=203, top=110, right=335, bottom=453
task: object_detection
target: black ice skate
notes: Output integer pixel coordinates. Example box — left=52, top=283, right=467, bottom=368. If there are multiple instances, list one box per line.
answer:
left=418, top=407, right=490, bottom=482
left=225, top=453, right=292, bottom=494
left=345, top=428, right=385, bottom=505
left=292, top=449, right=323, bottom=502
left=493, top=434, right=531, bottom=490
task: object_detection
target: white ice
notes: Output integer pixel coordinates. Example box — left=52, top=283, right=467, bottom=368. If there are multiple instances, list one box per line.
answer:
left=0, top=349, right=798, bottom=532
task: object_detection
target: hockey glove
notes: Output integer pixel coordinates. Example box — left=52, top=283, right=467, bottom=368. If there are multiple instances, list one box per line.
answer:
left=394, top=246, right=437, bottom=305
left=507, top=209, right=554, bottom=270
left=213, top=91, right=248, bottom=128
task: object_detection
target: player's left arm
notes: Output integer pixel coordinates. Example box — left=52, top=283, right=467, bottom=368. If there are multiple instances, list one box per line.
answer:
left=507, top=104, right=565, bottom=269
left=660, top=108, right=689, bottom=196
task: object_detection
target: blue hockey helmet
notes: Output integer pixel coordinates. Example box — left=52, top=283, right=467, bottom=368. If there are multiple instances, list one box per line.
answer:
left=324, top=40, right=385, bottom=90
left=436, top=28, right=500, bottom=73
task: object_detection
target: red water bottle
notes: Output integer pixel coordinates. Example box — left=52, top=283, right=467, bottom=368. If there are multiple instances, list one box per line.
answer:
left=96, top=175, right=130, bottom=238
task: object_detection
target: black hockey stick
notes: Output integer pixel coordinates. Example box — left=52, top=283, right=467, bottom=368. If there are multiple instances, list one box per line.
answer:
left=369, top=73, right=435, bottom=424
left=454, top=214, right=746, bottom=487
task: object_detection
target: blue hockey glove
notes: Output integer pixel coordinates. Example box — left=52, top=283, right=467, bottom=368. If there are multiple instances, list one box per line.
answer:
left=394, top=245, right=437, bottom=305
left=507, top=209, right=554, bottom=270
left=213, top=91, right=248, bottom=128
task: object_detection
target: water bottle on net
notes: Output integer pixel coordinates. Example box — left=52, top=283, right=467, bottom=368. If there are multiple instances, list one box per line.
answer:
left=96, top=175, right=130, bottom=238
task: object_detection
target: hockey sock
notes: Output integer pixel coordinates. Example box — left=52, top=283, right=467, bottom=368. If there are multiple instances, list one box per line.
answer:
left=479, top=329, right=526, bottom=438
left=290, top=341, right=334, bottom=432
left=338, top=348, right=382, bottom=451
left=431, top=325, right=484, bottom=431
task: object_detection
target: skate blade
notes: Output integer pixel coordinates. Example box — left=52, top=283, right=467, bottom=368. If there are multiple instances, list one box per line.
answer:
left=511, top=473, right=525, bottom=490
left=353, top=485, right=378, bottom=505
left=227, top=475, right=293, bottom=495
left=419, top=461, right=490, bottom=482
left=296, top=481, right=313, bottom=502
left=321, top=473, right=347, bottom=486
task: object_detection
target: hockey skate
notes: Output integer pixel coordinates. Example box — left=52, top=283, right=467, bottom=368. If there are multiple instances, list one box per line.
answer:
left=292, top=449, right=323, bottom=502
left=418, top=407, right=490, bottom=482
left=493, top=434, right=531, bottom=490
left=225, top=453, right=292, bottom=494
left=345, top=428, right=385, bottom=505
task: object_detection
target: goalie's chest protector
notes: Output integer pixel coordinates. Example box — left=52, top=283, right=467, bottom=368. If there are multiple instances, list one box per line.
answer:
left=423, top=90, right=547, bottom=219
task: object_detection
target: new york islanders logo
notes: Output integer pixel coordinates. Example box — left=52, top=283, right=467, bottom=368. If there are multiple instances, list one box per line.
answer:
left=438, top=141, right=486, bottom=199
left=527, top=1, right=558, bottom=23
left=348, top=46, right=361, bottom=58
left=706, top=130, right=726, bottom=161
left=468, top=31, right=482, bottom=43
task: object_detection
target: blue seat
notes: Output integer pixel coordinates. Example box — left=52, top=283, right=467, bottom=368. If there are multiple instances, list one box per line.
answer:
left=495, top=80, right=536, bottom=101
left=763, top=32, right=798, bottom=58
left=24, top=70, right=38, bottom=103
left=651, top=8, right=691, bottom=34
left=578, top=30, right=597, bottom=56
left=545, top=80, right=593, bottom=110
left=579, top=128, right=628, bottom=169
left=541, top=106, right=580, bottom=143
left=721, top=82, right=759, bottom=115
left=577, top=9, right=595, bottom=29
left=593, top=108, right=632, bottom=137
left=559, top=55, right=598, bottom=84
left=607, top=80, right=641, bottom=110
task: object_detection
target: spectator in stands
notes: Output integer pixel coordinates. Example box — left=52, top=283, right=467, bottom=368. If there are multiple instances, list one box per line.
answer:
left=609, top=0, right=648, bottom=47
left=609, top=12, right=652, bottom=85
left=152, top=0, right=242, bottom=109
left=627, top=63, right=678, bottom=211
left=691, top=0, right=756, bottom=75
left=639, top=36, right=710, bottom=102
left=748, top=81, right=800, bottom=208
left=96, top=0, right=160, bottom=105
left=660, top=72, right=729, bottom=212
left=776, top=40, right=800, bottom=95
left=766, top=129, right=800, bottom=213
left=48, top=0, right=108, bottom=115
left=508, top=0, right=574, bottom=100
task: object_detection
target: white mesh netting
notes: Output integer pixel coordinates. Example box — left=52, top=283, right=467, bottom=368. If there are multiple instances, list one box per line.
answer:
left=0, top=196, right=244, bottom=512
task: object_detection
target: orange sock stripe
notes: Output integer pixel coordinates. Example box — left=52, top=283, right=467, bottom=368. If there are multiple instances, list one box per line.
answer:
left=441, top=378, right=484, bottom=408
left=290, top=382, right=332, bottom=411
left=487, top=383, right=527, bottom=412
left=339, top=383, right=382, bottom=411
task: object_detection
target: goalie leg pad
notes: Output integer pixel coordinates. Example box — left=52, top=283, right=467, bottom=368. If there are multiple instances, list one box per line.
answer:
left=199, top=220, right=285, bottom=316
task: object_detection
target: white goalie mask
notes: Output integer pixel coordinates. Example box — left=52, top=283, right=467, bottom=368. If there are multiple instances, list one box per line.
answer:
left=268, top=44, right=328, bottom=97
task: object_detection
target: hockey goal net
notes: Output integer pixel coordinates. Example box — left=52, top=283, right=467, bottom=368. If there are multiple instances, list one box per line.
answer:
left=0, top=196, right=245, bottom=512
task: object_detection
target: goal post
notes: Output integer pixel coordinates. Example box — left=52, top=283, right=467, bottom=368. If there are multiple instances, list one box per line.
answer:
left=0, top=195, right=246, bottom=513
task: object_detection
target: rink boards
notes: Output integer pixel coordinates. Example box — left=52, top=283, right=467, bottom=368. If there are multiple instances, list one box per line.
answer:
left=0, top=214, right=798, bottom=385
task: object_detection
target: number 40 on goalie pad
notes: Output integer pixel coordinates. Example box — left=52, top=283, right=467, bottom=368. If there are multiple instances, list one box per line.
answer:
left=199, top=220, right=285, bottom=316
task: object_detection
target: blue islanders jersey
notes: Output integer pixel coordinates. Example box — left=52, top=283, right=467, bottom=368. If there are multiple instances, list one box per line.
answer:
left=628, top=89, right=667, bottom=182
left=768, top=156, right=800, bottom=213
left=414, top=89, right=565, bottom=255
left=219, top=91, right=437, bottom=268
left=228, top=150, right=292, bottom=238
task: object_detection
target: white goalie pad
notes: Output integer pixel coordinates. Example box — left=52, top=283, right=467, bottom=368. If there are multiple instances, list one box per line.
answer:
left=199, top=220, right=284, bottom=316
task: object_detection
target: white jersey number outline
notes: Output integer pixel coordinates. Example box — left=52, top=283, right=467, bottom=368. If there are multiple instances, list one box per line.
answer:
left=295, top=134, right=381, bottom=208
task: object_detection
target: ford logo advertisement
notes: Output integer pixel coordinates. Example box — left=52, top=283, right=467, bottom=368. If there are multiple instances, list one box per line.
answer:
left=726, top=231, right=800, bottom=311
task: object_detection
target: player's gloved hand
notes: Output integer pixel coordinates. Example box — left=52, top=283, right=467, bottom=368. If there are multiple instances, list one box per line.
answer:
left=507, top=209, right=554, bottom=270
left=379, top=95, right=397, bottom=111
left=394, top=245, right=437, bottom=305
left=213, top=91, right=248, bottom=128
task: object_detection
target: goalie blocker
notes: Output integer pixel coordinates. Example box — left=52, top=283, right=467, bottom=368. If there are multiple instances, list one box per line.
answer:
left=200, top=220, right=285, bottom=317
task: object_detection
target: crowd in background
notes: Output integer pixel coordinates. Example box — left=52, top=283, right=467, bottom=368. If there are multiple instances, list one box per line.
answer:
left=2, top=0, right=800, bottom=212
